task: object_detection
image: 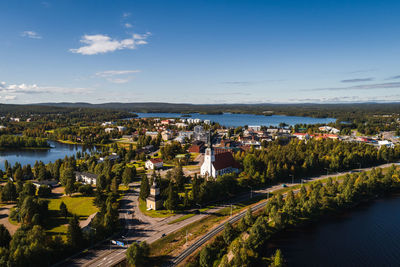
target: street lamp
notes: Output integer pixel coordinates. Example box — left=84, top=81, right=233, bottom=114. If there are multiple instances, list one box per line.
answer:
left=289, top=174, right=294, bottom=185
left=247, top=185, right=253, bottom=198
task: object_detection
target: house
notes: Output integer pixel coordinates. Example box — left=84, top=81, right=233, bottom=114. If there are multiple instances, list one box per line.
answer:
left=161, top=131, right=173, bottom=141
left=188, top=140, right=205, bottom=153
left=200, top=145, right=240, bottom=178
left=175, top=122, right=188, bottom=128
left=145, top=131, right=159, bottom=139
left=145, top=158, right=163, bottom=170
left=146, top=180, right=163, bottom=210
left=32, top=180, right=58, bottom=188
left=293, top=133, right=311, bottom=140
left=98, top=153, right=120, bottom=162
left=10, top=117, right=20, bottom=122
left=378, top=140, right=394, bottom=148
left=75, top=172, right=97, bottom=185
left=319, top=126, right=340, bottom=134
left=105, top=127, right=115, bottom=133
left=117, top=126, right=127, bottom=132
left=101, top=121, right=114, bottom=126
left=248, top=125, right=261, bottom=131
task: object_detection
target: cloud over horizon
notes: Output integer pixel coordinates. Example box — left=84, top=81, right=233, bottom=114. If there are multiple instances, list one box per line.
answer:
left=341, top=77, right=374, bottom=83
left=0, top=81, right=90, bottom=95
left=304, top=82, right=400, bottom=92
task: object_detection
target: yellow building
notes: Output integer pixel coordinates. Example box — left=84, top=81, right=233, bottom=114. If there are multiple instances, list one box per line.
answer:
left=146, top=180, right=163, bottom=210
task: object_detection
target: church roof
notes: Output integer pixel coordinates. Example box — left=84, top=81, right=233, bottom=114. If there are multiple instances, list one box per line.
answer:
left=212, top=152, right=240, bottom=171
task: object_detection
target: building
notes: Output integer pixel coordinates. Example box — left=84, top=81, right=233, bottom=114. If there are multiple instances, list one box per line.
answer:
left=117, top=126, right=127, bottom=132
left=145, top=131, right=159, bottom=139
left=75, top=172, right=97, bottom=185
left=200, top=145, right=240, bottom=178
left=32, top=180, right=58, bottom=188
left=248, top=125, right=261, bottom=131
left=161, top=131, right=173, bottom=140
left=145, top=158, right=164, bottom=170
left=188, top=140, right=205, bottom=153
left=146, top=180, right=163, bottom=210
left=105, top=127, right=115, bottom=133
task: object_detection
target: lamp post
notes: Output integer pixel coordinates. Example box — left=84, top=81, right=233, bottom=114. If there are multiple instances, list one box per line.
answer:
left=247, top=185, right=253, bottom=199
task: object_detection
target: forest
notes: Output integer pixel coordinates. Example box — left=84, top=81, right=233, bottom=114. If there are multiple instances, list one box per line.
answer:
left=0, top=135, right=50, bottom=149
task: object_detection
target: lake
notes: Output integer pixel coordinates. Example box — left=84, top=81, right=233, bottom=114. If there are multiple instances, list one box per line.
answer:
left=267, top=194, right=400, bottom=266
left=0, top=141, right=97, bottom=169
left=135, top=112, right=335, bottom=127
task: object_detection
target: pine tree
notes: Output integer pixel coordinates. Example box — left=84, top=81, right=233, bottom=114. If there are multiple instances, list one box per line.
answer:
left=67, top=215, right=83, bottom=249
left=139, top=175, right=150, bottom=200
left=164, top=182, right=179, bottom=211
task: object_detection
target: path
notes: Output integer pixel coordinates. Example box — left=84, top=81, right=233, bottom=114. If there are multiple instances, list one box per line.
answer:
left=0, top=204, right=18, bottom=235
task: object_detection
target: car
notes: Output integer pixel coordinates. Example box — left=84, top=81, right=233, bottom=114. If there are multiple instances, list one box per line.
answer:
left=161, top=233, right=166, bottom=238
left=127, top=211, right=132, bottom=214
left=281, top=184, right=288, bottom=188
left=194, top=209, right=200, bottom=214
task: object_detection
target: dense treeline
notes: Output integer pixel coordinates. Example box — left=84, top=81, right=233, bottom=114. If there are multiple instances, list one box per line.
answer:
left=0, top=135, right=49, bottom=149
left=238, top=138, right=400, bottom=185
left=191, top=166, right=400, bottom=267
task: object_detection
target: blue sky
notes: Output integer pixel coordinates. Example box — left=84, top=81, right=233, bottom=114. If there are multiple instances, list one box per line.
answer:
left=1, top=0, right=400, bottom=104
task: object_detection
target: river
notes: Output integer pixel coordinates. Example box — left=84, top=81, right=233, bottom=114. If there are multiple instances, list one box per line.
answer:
left=0, top=141, right=97, bottom=169
left=135, top=112, right=335, bottom=127
left=267, top=194, right=400, bottom=266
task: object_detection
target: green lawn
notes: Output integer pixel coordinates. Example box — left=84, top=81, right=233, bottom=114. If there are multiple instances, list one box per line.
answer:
left=139, top=198, right=175, bottom=218
left=44, top=195, right=99, bottom=238
left=46, top=195, right=98, bottom=219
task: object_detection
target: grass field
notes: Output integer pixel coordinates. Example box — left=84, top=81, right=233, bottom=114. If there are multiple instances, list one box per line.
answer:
left=139, top=198, right=175, bottom=218
left=44, top=195, right=99, bottom=238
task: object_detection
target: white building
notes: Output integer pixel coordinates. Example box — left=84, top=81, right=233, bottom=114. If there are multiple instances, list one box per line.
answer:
left=105, top=127, right=115, bottom=133
left=117, top=126, right=127, bottom=132
left=75, top=172, right=97, bottom=185
left=145, top=158, right=163, bottom=170
left=248, top=125, right=261, bottom=131
left=200, top=146, right=240, bottom=178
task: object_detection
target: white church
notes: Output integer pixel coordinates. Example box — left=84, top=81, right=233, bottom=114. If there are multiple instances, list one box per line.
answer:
left=200, top=145, right=240, bottom=179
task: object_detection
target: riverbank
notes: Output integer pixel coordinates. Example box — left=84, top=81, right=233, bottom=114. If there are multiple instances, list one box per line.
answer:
left=187, top=165, right=400, bottom=266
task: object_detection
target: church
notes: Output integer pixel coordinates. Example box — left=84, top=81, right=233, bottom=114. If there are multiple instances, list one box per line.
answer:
left=200, top=144, right=240, bottom=179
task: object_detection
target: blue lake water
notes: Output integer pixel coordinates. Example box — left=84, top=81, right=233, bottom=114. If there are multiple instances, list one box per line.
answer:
left=135, top=112, right=335, bottom=127
left=267, top=194, right=400, bottom=266
left=0, top=141, right=96, bottom=169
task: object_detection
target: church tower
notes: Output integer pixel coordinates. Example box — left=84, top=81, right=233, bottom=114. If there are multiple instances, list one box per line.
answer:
left=146, top=179, right=162, bottom=210
left=201, top=130, right=215, bottom=178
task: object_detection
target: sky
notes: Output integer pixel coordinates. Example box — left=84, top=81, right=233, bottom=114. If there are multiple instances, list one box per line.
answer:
left=1, top=0, right=400, bottom=104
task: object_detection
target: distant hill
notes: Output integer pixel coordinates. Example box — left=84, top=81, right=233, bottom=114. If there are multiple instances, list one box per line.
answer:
left=31, top=102, right=400, bottom=120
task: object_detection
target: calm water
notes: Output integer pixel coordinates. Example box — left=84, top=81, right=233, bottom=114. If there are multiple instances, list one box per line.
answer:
left=0, top=141, right=96, bottom=169
left=135, top=112, right=335, bottom=127
left=267, top=194, right=400, bottom=266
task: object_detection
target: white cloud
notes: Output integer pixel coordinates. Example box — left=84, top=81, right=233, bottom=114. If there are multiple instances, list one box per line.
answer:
left=124, top=23, right=133, bottom=28
left=70, top=33, right=150, bottom=55
left=95, top=70, right=141, bottom=84
left=0, top=81, right=90, bottom=94
left=107, top=78, right=130, bottom=84
left=0, top=95, right=17, bottom=100
left=95, top=70, right=141, bottom=77
left=122, top=12, right=131, bottom=18
left=21, top=31, right=42, bottom=39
